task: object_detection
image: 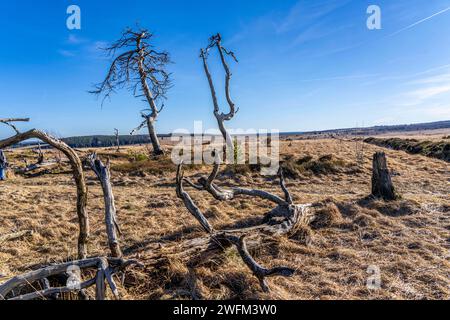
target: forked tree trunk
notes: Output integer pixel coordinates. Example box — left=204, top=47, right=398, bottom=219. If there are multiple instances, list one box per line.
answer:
left=146, top=117, right=164, bottom=156
left=371, top=152, right=398, bottom=201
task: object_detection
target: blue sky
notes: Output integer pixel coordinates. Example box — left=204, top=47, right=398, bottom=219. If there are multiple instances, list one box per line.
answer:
left=1, top=0, right=450, bottom=138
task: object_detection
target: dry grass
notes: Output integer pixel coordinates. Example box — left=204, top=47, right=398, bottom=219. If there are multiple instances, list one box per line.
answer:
left=0, top=137, right=449, bottom=300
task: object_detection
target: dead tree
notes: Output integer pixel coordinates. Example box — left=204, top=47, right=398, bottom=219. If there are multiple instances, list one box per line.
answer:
left=86, top=153, right=122, bottom=258
left=372, top=152, right=398, bottom=201
left=114, top=128, right=120, bottom=152
left=91, top=27, right=171, bottom=156
left=0, top=257, right=142, bottom=300
left=176, top=162, right=315, bottom=292
left=200, top=34, right=239, bottom=162
left=0, top=129, right=89, bottom=259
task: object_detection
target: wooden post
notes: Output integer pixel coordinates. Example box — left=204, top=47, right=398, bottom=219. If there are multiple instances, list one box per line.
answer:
left=371, top=152, right=398, bottom=201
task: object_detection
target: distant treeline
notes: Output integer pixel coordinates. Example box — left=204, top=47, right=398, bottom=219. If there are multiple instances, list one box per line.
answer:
left=11, top=120, right=450, bottom=149
left=305, top=120, right=450, bottom=136
left=364, top=137, right=450, bottom=162
left=62, top=135, right=169, bottom=148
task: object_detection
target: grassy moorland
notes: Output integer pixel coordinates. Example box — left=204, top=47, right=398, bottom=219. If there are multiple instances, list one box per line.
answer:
left=0, top=133, right=449, bottom=300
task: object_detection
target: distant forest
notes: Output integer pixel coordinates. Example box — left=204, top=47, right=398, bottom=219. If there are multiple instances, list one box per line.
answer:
left=13, top=120, right=450, bottom=148
left=62, top=134, right=172, bottom=148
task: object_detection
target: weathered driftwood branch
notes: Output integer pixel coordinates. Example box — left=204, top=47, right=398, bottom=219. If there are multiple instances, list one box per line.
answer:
left=0, top=118, right=30, bottom=134
left=176, top=164, right=214, bottom=234
left=0, top=129, right=89, bottom=259
left=232, top=235, right=295, bottom=292
left=200, top=34, right=239, bottom=160
left=86, top=153, right=122, bottom=258
left=372, top=152, right=398, bottom=201
left=0, top=257, right=142, bottom=300
left=183, top=161, right=287, bottom=205
left=175, top=163, right=313, bottom=292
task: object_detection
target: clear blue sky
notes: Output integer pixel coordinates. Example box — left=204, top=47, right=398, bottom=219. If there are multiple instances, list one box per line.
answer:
left=1, top=0, right=450, bottom=138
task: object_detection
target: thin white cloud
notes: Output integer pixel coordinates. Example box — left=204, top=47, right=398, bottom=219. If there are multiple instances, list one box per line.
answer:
left=276, top=0, right=350, bottom=34
left=408, top=85, right=450, bottom=100
left=66, top=34, right=87, bottom=45
left=299, top=73, right=380, bottom=82
left=58, top=49, right=76, bottom=57
left=388, top=6, right=450, bottom=37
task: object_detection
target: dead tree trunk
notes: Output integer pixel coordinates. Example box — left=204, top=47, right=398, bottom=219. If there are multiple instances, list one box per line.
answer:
left=87, top=153, right=122, bottom=258
left=371, top=152, right=398, bottom=201
left=146, top=116, right=164, bottom=156
left=0, top=129, right=89, bottom=259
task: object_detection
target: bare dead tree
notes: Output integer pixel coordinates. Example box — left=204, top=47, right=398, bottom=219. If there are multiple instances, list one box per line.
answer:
left=0, top=257, right=142, bottom=300
left=91, top=27, right=171, bottom=156
left=200, top=34, right=239, bottom=161
left=114, top=128, right=120, bottom=152
left=0, top=129, right=89, bottom=259
left=86, top=153, right=122, bottom=258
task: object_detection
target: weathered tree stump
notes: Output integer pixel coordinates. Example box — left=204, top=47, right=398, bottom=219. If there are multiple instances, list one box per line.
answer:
left=371, top=152, right=398, bottom=201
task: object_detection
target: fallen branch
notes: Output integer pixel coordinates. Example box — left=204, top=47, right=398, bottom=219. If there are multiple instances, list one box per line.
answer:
left=0, top=257, right=142, bottom=300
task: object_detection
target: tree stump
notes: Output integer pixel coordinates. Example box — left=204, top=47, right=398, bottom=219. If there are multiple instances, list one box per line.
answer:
left=371, top=152, right=398, bottom=201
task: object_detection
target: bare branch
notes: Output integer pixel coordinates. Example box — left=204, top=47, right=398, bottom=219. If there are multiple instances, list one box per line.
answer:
left=0, top=118, right=30, bottom=134
left=0, top=257, right=141, bottom=300
left=278, top=168, right=293, bottom=204
left=231, top=235, right=295, bottom=292
left=176, top=163, right=214, bottom=234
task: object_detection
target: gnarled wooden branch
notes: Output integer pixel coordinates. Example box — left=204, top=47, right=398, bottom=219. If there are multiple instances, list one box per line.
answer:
left=0, top=129, right=89, bottom=259
left=0, top=257, right=142, bottom=300
left=175, top=162, right=313, bottom=292
left=177, top=163, right=214, bottom=234
left=229, top=235, right=295, bottom=292
left=86, top=153, right=122, bottom=258
left=183, top=161, right=287, bottom=206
